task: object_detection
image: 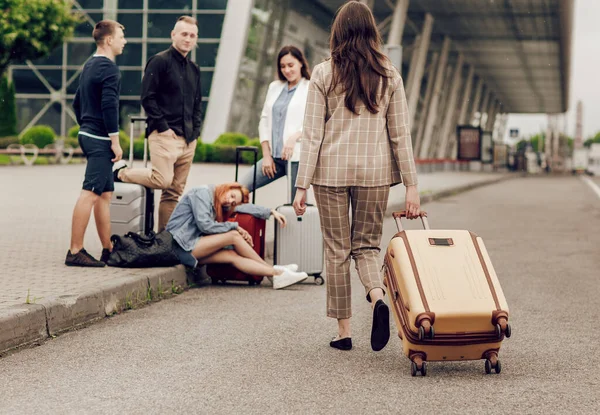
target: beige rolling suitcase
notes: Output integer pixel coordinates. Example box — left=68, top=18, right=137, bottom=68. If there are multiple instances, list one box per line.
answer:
left=383, top=211, right=512, bottom=376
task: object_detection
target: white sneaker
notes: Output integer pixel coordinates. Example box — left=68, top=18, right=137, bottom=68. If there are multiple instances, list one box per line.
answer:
left=112, top=159, right=127, bottom=172
left=274, top=264, right=299, bottom=272
left=273, top=270, right=308, bottom=290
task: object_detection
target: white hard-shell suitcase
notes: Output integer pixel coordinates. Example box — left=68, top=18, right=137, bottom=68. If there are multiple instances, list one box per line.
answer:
left=110, top=116, right=154, bottom=236
left=273, top=161, right=324, bottom=285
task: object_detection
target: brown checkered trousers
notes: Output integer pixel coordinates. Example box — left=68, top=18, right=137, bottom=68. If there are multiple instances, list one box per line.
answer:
left=314, top=185, right=391, bottom=319
left=295, top=59, right=418, bottom=319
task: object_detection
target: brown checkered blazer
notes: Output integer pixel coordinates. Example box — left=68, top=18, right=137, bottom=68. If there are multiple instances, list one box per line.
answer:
left=295, top=59, right=418, bottom=189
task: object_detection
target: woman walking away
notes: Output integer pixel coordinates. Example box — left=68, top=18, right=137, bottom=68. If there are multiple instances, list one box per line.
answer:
left=167, top=182, right=308, bottom=289
left=293, top=1, right=421, bottom=351
left=239, top=46, right=311, bottom=202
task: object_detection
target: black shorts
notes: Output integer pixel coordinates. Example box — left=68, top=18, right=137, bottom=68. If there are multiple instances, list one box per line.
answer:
left=78, top=134, right=114, bottom=195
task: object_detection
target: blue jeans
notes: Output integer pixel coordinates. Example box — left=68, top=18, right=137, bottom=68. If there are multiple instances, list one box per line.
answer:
left=239, top=158, right=299, bottom=203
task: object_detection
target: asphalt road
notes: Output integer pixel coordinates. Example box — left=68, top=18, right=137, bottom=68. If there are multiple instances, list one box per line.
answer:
left=1, top=175, right=599, bottom=415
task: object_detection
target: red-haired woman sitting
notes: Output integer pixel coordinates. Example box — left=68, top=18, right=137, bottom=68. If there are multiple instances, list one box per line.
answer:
left=166, top=182, right=307, bottom=289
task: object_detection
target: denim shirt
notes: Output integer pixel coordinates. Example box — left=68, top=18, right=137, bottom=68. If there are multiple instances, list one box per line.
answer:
left=166, top=185, right=272, bottom=253
left=271, top=83, right=297, bottom=158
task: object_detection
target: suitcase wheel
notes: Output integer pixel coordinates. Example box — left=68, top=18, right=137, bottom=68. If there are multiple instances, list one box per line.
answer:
left=411, top=361, right=427, bottom=377
left=418, top=325, right=435, bottom=341
left=314, top=275, right=325, bottom=286
left=485, top=358, right=501, bottom=374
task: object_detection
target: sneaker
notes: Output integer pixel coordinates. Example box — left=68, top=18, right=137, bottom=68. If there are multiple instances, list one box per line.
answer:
left=274, top=264, right=299, bottom=272
left=112, top=160, right=127, bottom=183
left=100, top=248, right=111, bottom=264
left=65, top=249, right=106, bottom=267
left=273, top=270, right=308, bottom=290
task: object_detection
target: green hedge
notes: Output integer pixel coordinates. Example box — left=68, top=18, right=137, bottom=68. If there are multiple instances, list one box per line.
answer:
left=0, top=136, right=19, bottom=149
left=63, top=137, right=80, bottom=149
left=20, top=126, right=55, bottom=148
left=68, top=125, right=79, bottom=139
left=214, top=132, right=250, bottom=147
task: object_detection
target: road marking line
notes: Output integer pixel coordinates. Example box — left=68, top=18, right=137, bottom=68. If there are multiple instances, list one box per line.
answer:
left=580, top=176, right=600, bottom=200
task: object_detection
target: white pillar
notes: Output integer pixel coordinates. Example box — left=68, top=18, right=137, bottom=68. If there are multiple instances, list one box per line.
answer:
left=436, top=54, right=464, bottom=159
left=414, top=52, right=439, bottom=155
left=360, top=0, right=374, bottom=9
left=407, top=14, right=434, bottom=128
left=418, top=36, right=451, bottom=159
left=475, top=88, right=490, bottom=127
left=469, top=77, right=483, bottom=125
left=449, top=64, right=475, bottom=158
left=387, top=0, right=409, bottom=46
left=201, top=0, right=254, bottom=143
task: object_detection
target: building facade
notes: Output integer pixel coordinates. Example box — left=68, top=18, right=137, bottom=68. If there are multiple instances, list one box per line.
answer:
left=8, top=0, right=334, bottom=142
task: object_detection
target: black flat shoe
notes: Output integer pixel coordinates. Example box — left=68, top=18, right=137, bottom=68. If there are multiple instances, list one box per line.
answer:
left=330, top=337, right=352, bottom=350
left=371, top=299, right=390, bottom=351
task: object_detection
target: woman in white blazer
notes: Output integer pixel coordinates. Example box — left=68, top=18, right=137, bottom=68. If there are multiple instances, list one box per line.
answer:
left=239, top=46, right=311, bottom=202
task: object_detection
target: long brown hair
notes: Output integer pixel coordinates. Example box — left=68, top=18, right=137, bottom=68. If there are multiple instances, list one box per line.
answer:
left=213, top=183, right=250, bottom=222
left=329, top=1, right=390, bottom=115
left=277, top=45, right=311, bottom=81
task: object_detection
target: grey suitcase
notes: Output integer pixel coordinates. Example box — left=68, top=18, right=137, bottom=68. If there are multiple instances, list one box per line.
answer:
left=273, top=161, right=324, bottom=285
left=110, top=116, right=154, bottom=236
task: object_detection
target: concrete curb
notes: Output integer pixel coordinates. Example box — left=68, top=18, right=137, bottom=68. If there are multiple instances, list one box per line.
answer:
left=0, top=266, right=188, bottom=356
left=0, top=174, right=513, bottom=357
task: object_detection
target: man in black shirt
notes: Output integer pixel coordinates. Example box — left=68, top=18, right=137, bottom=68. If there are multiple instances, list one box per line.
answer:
left=114, top=15, right=202, bottom=232
left=66, top=20, right=127, bottom=267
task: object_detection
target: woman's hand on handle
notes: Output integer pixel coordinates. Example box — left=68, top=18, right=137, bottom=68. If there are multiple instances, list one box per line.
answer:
left=293, top=188, right=307, bottom=216
left=405, top=185, right=421, bottom=219
left=271, top=209, right=287, bottom=227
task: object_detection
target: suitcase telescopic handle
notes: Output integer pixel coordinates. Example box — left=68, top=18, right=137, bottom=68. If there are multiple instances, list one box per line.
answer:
left=392, top=211, right=429, bottom=232
left=235, top=146, right=258, bottom=204
left=129, top=116, right=149, bottom=167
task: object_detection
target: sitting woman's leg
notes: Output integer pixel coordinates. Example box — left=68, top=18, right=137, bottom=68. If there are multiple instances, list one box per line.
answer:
left=190, top=230, right=239, bottom=259
left=198, top=249, right=278, bottom=277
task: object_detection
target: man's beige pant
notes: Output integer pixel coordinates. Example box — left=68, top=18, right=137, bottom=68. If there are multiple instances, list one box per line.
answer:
left=120, top=130, right=197, bottom=232
left=313, top=185, right=390, bottom=319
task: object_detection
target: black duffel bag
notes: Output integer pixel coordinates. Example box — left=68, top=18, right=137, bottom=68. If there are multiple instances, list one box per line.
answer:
left=106, top=230, right=180, bottom=268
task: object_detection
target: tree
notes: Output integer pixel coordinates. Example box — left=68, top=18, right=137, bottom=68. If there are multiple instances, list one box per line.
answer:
left=584, top=132, right=600, bottom=148
left=0, top=76, right=17, bottom=136
left=0, top=0, right=81, bottom=77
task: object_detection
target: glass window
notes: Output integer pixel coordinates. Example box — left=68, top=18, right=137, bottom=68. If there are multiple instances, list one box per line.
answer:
left=37, top=103, right=62, bottom=135
left=16, top=98, right=49, bottom=132
left=32, top=47, right=63, bottom=66
left=75, top=13, right=103, bottom=38
left=117, top=43, right=143, bottom=67
left=198, top=14, right=225, bottom=38
left=146, top=43, right=171, bottom=60
left=147, top=14, right=180, bottom=38
left=118, top=0, right=143, bottom=9
left=119, top=70, right=143, bottom=97
left=119, top=100, right=143, bottom=133
left=200, top=70, right=214, bottom=97
left=13, top=70, right=51, bottom=94
left=196, top=43, right=219, bottom=67
left=77, top=0, right=103, bottom=8
left=198, top=0, right=227, bottom=9
left=148, top=0, right=192, bottom=9
left=66, top=70, right=81, bottom=95
left=118, top=13, right=144, bottom=38
left=39, top=70, right=63, bottom=91
left=67, top=42, right=96, bottom=66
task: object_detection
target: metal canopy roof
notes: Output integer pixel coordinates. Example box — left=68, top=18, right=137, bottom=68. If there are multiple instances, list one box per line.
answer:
left=311, top=0, right=574, bottom=114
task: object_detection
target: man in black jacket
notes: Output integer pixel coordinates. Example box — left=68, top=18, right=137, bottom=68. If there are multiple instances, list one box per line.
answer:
left=114, top=15, right=202, bottom=232
left=66, top=20, right=126, bottom=267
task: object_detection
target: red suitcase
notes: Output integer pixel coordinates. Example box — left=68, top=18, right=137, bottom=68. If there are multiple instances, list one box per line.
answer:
left=206, top=147, right=266, bottom=285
